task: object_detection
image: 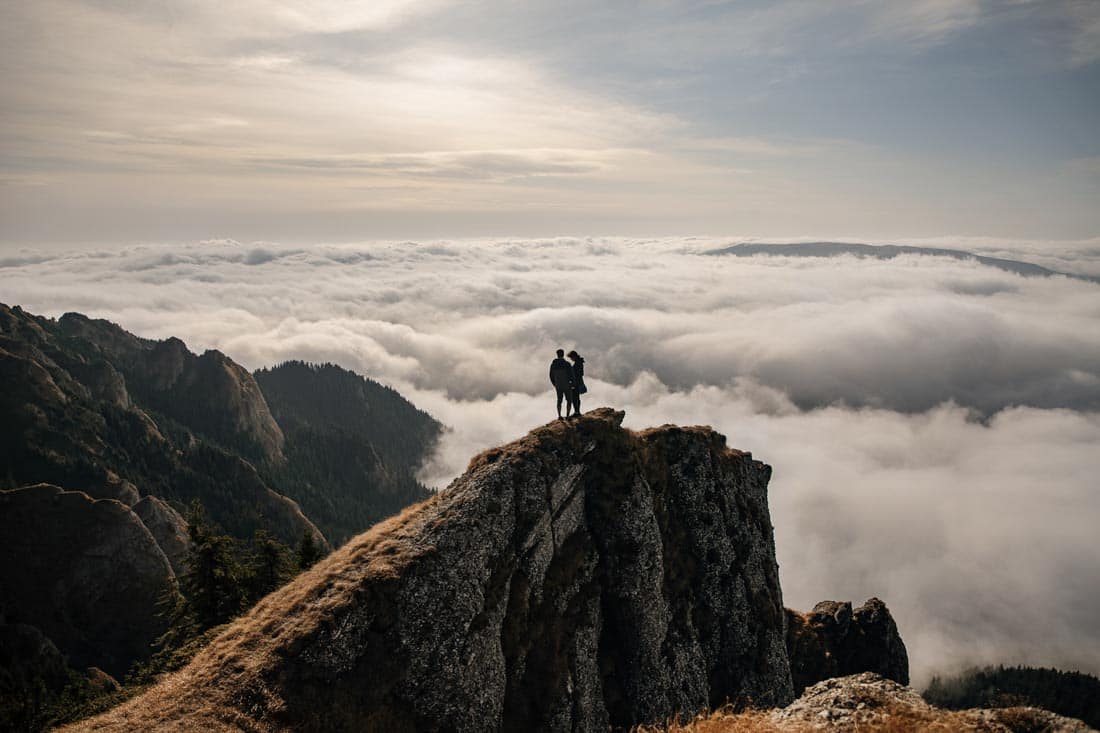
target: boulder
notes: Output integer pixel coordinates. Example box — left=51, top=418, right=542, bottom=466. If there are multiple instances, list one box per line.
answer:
left=0, top=484, right=178, bottom=678
left=771, top=672, right=1094, bottom=732
left=785, top=597, right=908, bottom=694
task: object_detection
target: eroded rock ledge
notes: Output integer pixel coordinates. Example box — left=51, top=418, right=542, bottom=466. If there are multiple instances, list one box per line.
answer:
left=70, top=408, right=791, bottom=732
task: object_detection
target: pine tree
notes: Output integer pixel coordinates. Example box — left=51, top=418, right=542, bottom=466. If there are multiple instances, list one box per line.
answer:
left=297, top=530, right=324, bottom=570
left=181, top=501, right=244, bottom=628
left=246, top=530, right=295, bottom=603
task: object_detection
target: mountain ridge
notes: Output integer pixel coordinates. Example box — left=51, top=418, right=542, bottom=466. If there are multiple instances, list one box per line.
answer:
left=705, top=241, right=1100, bottom=284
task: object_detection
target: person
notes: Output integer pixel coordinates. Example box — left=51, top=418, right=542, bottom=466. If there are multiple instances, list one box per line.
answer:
left=549, top=349, right=573, bottom=419
left=567, top=350, right=586, bottom=418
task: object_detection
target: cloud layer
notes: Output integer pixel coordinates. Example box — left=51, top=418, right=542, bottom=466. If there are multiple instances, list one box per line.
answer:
left=2, top=236, right=1099, bottom=684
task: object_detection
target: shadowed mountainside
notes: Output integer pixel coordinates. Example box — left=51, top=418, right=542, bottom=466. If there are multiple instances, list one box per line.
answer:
left=254, top=361, right=438, bottom=544
left=0, top=303, right=320, bottom=545
left=0, top=303, right=442, bottom=719
left=67, top=409, right=793, bottom=732
left=0, top=484, right=177, bottom=679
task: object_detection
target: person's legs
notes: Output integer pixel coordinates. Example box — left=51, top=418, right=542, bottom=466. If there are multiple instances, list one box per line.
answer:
left=556, top=387, right=566, bottom=418
left=570, top=388, right=581, bottom=417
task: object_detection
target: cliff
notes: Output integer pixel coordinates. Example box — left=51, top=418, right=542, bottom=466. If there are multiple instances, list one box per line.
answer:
left=67, top=408, right=792, bottom=732
left=0, top=484, right=178, bottom=678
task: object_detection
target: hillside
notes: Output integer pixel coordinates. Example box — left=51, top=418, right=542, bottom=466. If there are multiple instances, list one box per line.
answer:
left=924, top=666, right=1100, bottom=729
left=0, top=303, right=442, bottom=725
left=254, top=361, right=438, bottom=544
left=66, top=409, right=794, bottom=731
left=0, top=303, right=320, bottom=545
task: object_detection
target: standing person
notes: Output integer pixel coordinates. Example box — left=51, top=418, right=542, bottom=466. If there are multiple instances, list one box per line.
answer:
left=549, top=349, right=574, bottom=419
left=567, top=350, right=586, bottom=418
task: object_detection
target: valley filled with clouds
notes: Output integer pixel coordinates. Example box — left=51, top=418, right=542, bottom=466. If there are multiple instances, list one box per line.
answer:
left=3, top=236, right=1098, bottom=684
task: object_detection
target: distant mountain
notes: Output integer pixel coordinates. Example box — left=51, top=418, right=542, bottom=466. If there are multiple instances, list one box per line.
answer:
left=255, top=361, right=439, bottom=544
left=705, top=242, right=1100, bottom=284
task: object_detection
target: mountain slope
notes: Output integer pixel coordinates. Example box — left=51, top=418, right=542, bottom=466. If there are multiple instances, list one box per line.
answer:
left=66, top=409, right=792, bottom=732
left=0, top=303, right=318, bottom=545
left=254, top=361, right=439, bottom=544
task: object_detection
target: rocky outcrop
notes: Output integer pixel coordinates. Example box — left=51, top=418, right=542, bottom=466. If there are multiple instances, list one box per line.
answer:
left=785, top=597, right=908, bottom=694
left=68, top=409, right=792, bottom=732
left=0, top=484, right=178, bottom=677
left=133, top=495, right=191, bottom=576
left=57, top=311, right=285, bottom=462
left=771, top=673, right=1094, bottom=732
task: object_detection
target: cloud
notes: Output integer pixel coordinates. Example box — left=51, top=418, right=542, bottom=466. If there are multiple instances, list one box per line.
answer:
left=1, top=236, right=1098, bottom=685
left=860, top=0, right=983, bottom=46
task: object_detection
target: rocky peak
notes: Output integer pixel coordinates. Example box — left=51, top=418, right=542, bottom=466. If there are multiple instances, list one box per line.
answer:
left=69, top=409, right=792, bottom=731
left=785, top=597, right=909, bottom=694
left=146, top=336, right=189, bottom=390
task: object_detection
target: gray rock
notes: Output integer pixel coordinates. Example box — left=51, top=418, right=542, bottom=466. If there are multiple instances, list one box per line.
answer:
left=72, top=409, right=792, bottom=731
left=785, top=597, right=909, bottom=694
left=772, top=672, right=1095, bottom=732
left=133, top=495, right=191, bottom=576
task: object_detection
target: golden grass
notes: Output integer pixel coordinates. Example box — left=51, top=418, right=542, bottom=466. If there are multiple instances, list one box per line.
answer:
left=62, top=489, right=450, bottom=732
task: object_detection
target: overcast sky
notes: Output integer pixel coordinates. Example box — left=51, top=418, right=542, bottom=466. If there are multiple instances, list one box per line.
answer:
left=2, top=0, right=1099, bottom=245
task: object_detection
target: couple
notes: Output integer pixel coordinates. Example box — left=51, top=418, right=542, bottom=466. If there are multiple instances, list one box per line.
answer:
left=549, top=349, right=586, bottom=419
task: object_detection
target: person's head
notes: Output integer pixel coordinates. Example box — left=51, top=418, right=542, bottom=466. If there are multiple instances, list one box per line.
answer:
left=567, top=350, right=580, bottom=361
left=556, top=348, right=565, bottom=358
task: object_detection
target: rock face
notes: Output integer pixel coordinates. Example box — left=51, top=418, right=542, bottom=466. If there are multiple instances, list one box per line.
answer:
left=133, top=495, right=191, bottom=576
left=69, top=409, right=792, bottom=732
left=0, top=484, right=178, bottom=678
left=785, top=598, right=909, bottom=694
left=0, top=302, right=324, bottom=547
left=58, top=313, right=286, bottom=463
left=771, top=672, right=1094, bottom=732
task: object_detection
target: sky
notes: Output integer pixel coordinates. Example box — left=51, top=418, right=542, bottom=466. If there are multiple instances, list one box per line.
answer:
left=2, top=237, right=1098, bottom=686
left=2, top=0, right=1100, bottom=244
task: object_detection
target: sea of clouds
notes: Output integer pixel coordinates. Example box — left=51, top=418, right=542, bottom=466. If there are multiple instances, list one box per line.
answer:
left=2, top=236, right=1098, bottom=685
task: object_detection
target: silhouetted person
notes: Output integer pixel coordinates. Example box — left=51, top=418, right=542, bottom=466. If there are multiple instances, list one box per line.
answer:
left=567, top=350, right=586, bottom=418
left=549, top=349, right=573, bottom=419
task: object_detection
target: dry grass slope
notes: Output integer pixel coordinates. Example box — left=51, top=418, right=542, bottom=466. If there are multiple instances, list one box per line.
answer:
left=62, top=490, right=446, bottom=732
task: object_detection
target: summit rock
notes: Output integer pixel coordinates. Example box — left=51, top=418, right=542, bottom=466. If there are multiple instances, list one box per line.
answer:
left=69, top=409, right=793, bottom=732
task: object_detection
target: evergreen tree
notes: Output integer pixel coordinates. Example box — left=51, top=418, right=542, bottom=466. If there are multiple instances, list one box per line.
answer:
left=181, top=502, right=244, bottom=628
left=296, top=531, right=324, bottom=570
left=246, top=530, right=295, bottom=603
